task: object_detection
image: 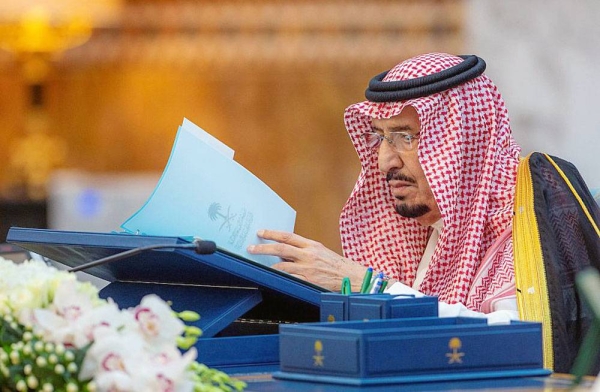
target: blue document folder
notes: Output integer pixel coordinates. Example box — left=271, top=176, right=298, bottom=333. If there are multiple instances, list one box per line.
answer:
left=121, top=118, right=296, bottom=267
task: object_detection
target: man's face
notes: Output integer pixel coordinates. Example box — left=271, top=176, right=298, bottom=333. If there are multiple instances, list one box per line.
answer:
left=372, top=106, right=441, bottom=226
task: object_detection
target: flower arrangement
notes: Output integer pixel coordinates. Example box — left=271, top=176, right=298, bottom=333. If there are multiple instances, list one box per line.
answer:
left=0, top=257, right=246, bottom=392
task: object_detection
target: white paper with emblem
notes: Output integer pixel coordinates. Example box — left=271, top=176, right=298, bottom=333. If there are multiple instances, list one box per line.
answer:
left=121, top=118, right=296, bottom=267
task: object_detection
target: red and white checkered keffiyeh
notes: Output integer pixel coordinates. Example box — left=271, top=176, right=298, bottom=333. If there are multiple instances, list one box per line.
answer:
left=340, top=53, right=521, bottom=311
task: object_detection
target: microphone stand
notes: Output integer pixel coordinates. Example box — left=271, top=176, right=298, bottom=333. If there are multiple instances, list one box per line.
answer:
left=68, top=241, right=216, bottom=273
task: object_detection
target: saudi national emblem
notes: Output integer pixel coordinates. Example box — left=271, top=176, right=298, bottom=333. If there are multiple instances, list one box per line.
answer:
left=446, top=337, right=465, bottom=364
left=313, top=340, right=325, bottom=367
left=208, top=203, right=236, bottom=231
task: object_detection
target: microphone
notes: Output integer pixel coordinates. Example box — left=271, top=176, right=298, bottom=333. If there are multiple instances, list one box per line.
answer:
left=68, top=239, right=217, bottom=273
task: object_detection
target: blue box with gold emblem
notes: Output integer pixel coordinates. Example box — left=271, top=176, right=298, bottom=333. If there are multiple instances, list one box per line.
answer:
left=275, top=317, right=550, bottom=385
left=320, top=293, right=438, bottom=322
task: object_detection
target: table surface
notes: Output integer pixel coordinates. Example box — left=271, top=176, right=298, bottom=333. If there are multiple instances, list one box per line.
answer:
left=232, top=372, right=596, bottom=392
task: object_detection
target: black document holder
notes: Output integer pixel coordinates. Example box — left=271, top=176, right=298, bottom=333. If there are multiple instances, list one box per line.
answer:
left=7, top=227, right=327, bottom=371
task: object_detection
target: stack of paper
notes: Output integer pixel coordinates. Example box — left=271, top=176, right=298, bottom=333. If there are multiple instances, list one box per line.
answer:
left=121, top=118, right=296, bottom=267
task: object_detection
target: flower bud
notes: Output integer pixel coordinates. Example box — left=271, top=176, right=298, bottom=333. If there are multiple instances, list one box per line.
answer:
left=48, top=353, right=58, bottom=364
left=177, top=310, right=200, bottom=322
left=15, top=379, right=27, bottom=391
left=22, top=344, right=32, bottom=355
left=45, top=342, right=55, bottom=353
left=67, top=362, right=78, bottom=373
left=66, top=382, right=79, bottom=392
left=36, top=355, right=47, bottom=367
left=176, top=336, right=196, bottom=350
left=54, top=364, right=65, bottom=375
left=9, top=350, right=20, bottom=364
left=86, top=381, right=97, bottom=392
left=65, top=351, right=75, bottom=361
left=184, top=326, right=203, bottom=337
left=55, top=343, right=65, bottom=355
left=24, top=364, right=32, bottom=375
left=34, top=341, right=45, bottom=352
left=42, top=383, right=54, bottom=392
left=26, top=375, right=39, bottom=389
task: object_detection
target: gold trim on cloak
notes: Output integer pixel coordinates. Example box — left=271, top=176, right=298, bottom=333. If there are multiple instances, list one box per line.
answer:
left=513, top=153, right=554, bottom=371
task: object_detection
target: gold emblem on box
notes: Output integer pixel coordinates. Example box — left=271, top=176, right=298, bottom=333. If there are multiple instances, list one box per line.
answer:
left=313, top=340, right=325, bottom=367
left=446, top=337, right=465, bottom=364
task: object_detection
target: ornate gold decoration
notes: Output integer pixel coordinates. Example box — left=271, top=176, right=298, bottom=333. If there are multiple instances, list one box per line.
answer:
left=513, top=154, right=553, bottom=370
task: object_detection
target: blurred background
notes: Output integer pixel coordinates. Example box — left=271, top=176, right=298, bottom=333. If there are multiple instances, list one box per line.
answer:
left=1, top=0, right=599, bottom=255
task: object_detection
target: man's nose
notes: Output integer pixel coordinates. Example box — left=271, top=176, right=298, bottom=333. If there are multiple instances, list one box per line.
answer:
left=378, top=140, right=403, bottom=174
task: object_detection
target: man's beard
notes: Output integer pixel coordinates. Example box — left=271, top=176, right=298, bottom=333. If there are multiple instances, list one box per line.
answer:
left=386, top=169, right=430, bottom=218
left=394, top=199, right=431, bottom=219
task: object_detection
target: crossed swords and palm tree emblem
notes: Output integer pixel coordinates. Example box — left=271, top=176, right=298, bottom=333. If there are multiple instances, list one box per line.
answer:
left=208, top=202, right=236, bottom=231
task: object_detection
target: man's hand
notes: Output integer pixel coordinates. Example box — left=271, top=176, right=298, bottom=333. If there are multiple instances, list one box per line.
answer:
left=247, top=229, right=368, bottom=292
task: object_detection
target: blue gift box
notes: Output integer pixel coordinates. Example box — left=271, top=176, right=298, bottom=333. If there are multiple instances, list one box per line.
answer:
left=276, top=317, right=551, bottom=385
left=320, top=293, right=438, bottom=322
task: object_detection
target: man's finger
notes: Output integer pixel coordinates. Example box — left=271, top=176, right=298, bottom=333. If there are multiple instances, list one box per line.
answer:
left=257, top=229, right=308, bottom=248
left=247, top=242, right=299, bottom=260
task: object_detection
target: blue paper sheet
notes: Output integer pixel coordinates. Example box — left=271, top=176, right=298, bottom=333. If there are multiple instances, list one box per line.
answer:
left=121, top=119, right=296, bottom=267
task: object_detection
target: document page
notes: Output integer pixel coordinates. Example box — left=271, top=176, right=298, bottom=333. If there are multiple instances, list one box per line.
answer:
left=121, top=118, right=296, bottom=267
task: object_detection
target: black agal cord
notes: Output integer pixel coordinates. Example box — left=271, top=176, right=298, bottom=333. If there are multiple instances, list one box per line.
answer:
left=365, top=55, right=486, bottom=102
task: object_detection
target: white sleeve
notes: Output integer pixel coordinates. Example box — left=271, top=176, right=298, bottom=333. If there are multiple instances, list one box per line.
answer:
left=385, top=281, right=520, bottom=325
